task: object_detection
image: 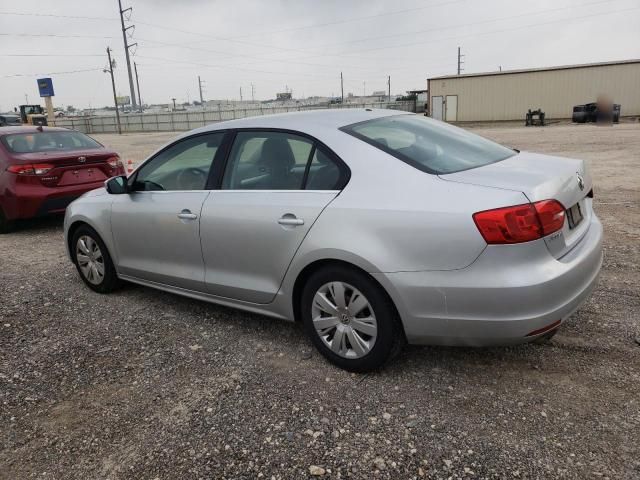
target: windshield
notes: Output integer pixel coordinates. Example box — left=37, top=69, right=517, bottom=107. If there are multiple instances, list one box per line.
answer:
left=340, top=115, right=516, bottom=174
left=1, top=131, right=102, bottom=154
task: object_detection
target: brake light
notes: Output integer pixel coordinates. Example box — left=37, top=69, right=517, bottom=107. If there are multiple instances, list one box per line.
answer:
left=473, top=200, right=565, bottom=244
left=7, top=164, right=35, bottom=174
left=7, top=163, right=54, bottom=175
left=107, top=156, right=124, bottom=172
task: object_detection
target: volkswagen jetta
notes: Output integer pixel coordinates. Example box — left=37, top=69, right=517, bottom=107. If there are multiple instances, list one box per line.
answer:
left=63, top=110, right=603, bottom=371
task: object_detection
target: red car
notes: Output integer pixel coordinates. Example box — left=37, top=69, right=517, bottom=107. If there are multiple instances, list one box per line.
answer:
left=0, top=126, right=124, bottom=233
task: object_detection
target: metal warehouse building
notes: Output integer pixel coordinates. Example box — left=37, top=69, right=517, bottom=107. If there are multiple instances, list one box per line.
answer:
left=427, top=59, right=640, bottom=122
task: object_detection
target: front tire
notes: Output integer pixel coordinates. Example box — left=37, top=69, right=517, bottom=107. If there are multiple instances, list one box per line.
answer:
left=300, top=265, right=404, bottom=372
left=71, top=225, right=120, bottom=293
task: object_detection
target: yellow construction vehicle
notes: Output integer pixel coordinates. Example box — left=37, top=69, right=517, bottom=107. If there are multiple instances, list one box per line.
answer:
left=18, top=105, right=48, bottom=126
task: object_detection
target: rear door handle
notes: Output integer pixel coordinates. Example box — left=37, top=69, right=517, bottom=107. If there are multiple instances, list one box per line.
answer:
left=178, top=210, right=198, bottom=220
left=278, top=215, right=304, bottom=226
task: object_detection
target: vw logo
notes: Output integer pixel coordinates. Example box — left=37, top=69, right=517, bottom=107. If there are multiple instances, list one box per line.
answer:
left=340, top=313, right=350, bottom=324
left=576, top=172, right=585, bottom=191
left=78, top=156, right=87, bottom=163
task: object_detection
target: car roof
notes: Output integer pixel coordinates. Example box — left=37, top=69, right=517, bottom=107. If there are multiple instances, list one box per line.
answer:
left=0, top=126, right=71, bottom=136
left=190, top=108, right=411, bottom=135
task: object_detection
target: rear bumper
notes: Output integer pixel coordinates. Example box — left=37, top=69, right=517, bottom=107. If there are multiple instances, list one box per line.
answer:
left=374, top=214, right=603, bottom=346
left=1, top=180, right=105, bottom=220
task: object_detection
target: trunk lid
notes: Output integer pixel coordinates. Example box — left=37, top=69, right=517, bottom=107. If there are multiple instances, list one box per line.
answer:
left=11, top=149, right=119, bottom=187
left=440, top=151, right=593, bottom=258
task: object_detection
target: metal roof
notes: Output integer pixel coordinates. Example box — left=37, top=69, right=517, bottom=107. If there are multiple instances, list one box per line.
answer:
left=429, top=58, right=640, bottom=81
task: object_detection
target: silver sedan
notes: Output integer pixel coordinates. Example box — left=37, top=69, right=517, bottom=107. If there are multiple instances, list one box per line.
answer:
left=64, top=110, right=603, bottom=371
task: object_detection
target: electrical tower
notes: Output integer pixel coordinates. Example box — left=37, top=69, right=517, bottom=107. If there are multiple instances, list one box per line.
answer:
left=105, top=47, right=122, bottom=134
left=118, top=0, right=137, bottom=108
left=134, top=62, right=142, bottom=112
left=457, top=46, right=465, bottom=75
left=198, top=76, right=205, bottom=105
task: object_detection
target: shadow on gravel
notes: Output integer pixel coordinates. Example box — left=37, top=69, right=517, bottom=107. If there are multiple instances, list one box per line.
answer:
left=5, top=215, right=64, bottom=234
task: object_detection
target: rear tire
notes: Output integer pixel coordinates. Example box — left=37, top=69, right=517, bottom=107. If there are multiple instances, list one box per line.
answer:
left=71, top=225, right=120, bottom=293
left=300, top=265, right=404, bottom=372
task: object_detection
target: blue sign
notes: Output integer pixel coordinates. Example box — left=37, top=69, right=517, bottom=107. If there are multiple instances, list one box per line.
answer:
left=37, top=78, right=55, bottom=97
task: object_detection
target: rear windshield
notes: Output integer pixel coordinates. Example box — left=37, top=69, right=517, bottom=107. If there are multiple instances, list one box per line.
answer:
left=340, top=115, right=516, bottom=174
left=1, top=131, right=101, bottom=154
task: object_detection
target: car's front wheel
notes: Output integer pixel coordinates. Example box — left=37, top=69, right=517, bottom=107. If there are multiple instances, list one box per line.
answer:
left=301, top=265, right=404, bottom=372
left=71, top=225, right=120, bottom=293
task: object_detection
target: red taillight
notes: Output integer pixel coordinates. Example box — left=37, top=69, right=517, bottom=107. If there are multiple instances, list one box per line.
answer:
left=107, top=156, right=124, bottom=172
left=534, top=199, right=566, bottom=235
left=7, top=163, right=54, bottom=175
left=473, top=200, right=565, bottom=244
left=7, top=164, right=35, bottom=174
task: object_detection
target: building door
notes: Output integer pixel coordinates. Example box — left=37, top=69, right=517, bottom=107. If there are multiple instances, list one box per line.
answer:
left=445, top=95, right=458, bottom=122
left=431, top=96, right=443, bottom=120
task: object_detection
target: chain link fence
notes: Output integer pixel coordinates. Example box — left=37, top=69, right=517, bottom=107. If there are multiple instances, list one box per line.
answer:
left=52, top=100, right=416, bottom=134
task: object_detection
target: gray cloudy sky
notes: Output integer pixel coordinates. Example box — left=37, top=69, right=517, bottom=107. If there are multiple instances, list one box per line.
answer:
left=1, top=0, right=639, bottom=110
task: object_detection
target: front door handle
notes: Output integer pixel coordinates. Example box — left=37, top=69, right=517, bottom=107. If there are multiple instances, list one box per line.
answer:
left=177, top=209, right=198, bottom=220
left=278, top=215, right=304, bottom=226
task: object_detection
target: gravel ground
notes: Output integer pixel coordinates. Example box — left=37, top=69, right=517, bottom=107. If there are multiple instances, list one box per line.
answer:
left=1, top=122, right=639, bottom=479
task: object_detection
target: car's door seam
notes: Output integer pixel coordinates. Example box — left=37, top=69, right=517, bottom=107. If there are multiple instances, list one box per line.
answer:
left=197, top=191, right=213, bottom=284
left=271, top=191, right=342, bottom=302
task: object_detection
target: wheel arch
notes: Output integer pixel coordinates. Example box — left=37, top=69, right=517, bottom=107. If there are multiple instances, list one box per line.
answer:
left=66, top=219, right=113, bottom=264
left=290, top=258, right=407, bottom=340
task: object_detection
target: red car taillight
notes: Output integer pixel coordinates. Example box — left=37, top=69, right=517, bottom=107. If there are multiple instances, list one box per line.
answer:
left=7, top=163, right=55, bottom=175
left=473, top=200, right=565, bottom=244
left=107, top=156, right=124, bottom=173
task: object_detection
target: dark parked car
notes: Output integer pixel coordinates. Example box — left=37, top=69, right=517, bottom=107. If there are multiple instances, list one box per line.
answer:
left=0, top=126, right=124, bottom=233
left=572, top=103, right=620, bottom=123
left=0, top=114, right=22, bottom=127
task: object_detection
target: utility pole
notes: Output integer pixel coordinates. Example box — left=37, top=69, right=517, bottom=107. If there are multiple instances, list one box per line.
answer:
left=388, top=75, right=391, bottom=102
left=198, top=75, right=205, bottom=105
left=251, top=83, right=255, bottom=102
left=118, top=0, right=137, bottom=108
left=457, top=46, right=465, bottom=75
left=363, top=81, right=366, bottom=97
left=499, top=65, right=502, bottom=72
left=134, top=62, right=142, bottom=112
left=239, top=87, right=243, bottom=102
left=105, top=47, right=122, bottom=135
left=340, top=72, right=344, bottom=103
left=171, top=98, right=176, bottom=110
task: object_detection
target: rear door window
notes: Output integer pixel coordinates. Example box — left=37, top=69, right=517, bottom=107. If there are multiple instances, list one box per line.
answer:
left=340, top=115, right=516, bottom=174
left=222, top=131, right=313, bottom=190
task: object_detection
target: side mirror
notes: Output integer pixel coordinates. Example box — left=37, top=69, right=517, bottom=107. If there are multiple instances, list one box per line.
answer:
left=105, top=175, right=128, bottom=194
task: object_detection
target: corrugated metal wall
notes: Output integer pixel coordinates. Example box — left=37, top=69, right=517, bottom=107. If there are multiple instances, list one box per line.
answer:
left=429, top=62, right=640, bottom=121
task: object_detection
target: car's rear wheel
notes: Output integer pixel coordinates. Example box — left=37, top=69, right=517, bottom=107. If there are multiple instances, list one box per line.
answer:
left=71, top=225, right=120, bottom=293
left=300, top=265, right=404, bottom=372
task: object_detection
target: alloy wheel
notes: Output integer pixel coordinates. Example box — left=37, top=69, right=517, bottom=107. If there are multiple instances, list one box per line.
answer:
left=76, top=235, right=105, bottom=285
left=311, top=281, right=377, bottom=359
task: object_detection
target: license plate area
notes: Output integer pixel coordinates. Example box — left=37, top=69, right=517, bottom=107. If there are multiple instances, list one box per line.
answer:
left=567, top=202, right=583, bottom=229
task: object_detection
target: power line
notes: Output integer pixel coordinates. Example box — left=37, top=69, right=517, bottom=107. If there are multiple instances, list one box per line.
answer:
left=0, top=54, right=104, bottom=57
left=272, top=0, right=621, bottom=55
left=0, top=11, right=117, bottom=21
left=0, top=32, right=116, bottom=39
left=298, top=3, right=640, bottom=59
left=2, top=68, right=104, bottom=78
left=221, top=0, right=468, bottom=39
